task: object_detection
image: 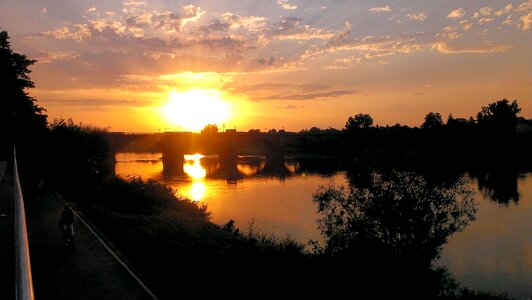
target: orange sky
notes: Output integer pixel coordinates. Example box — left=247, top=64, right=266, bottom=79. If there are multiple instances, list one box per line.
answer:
left=1, top=0, right=531, bottom=132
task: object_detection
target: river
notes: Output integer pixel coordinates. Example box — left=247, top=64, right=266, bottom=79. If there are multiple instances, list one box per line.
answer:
left=115, top=152, right=532, bottom=299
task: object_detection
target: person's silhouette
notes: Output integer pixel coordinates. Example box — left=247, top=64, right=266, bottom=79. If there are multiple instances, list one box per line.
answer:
left=58, top=204, right=76, bottom=248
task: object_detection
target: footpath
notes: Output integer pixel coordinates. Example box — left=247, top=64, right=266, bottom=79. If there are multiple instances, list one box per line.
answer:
left=26, top=189, right=155, bottom=300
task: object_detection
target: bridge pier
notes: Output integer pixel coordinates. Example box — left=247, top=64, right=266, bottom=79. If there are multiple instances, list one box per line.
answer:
left=161, top=133, right=192, bottom=175
left=218, top=131, right=238, bottom=165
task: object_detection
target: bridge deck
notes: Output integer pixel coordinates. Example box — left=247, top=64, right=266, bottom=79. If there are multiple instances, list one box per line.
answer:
left=26, top=190, right=154, bottom=300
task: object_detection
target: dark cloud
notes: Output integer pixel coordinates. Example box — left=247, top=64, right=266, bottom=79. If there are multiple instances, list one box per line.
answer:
left=41, top=98, right=154, bottom=107
left=226, top=82, right=359, bottom=101
left=284, top=104, right=299, bottom=109
left=263, top=89, right=359, bottom=101
left=257, top=56, right=274, bottom=65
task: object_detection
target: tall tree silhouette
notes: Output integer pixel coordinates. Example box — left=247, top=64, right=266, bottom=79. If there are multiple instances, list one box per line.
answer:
left=0, top=29, right=47, bottom=156
left=477, top=99, right=521, bottom=133
left=421, top=112, right=444, bottom=130
left=345, top=113, right=373, bottom=131
left=313, top=172, right=476, bottom=267
left=201, top=124, right=219, bottom=134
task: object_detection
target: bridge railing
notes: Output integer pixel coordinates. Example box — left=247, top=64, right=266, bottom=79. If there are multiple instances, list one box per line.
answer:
left=13, top=147, right=35, bottom=300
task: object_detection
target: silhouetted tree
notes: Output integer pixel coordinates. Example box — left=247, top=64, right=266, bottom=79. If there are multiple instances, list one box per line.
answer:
left=201, top=124, right=218, bottom=134
left=0, top=29, right=47, bottom=156
left=47, top=118, right=112, bottom=190
left=248, top=129, right=261, bottom=133
left=421, top=112, right=444, bottom=130
left=345, top=113, right=373, bottom=131
left=446, top=114, right=467, bottom=127
left=313, top=171, right=476, bottom=268
left=477, top=99, right=521, bottom=133
left=308, top=127, right=321, bottom=133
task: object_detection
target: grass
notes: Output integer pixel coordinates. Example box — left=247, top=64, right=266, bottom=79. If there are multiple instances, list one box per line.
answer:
left=69, top=176, right=306, bottom=297
left=65, top=175, right=518, bottom=299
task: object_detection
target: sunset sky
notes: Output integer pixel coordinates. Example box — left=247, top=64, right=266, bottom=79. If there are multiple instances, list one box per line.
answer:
left=1, top=0, right=531, bottom=132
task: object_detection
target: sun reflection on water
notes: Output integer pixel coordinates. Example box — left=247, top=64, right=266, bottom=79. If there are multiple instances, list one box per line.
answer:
left=189, top=181, right=206, bottom=201
left=183, top=154, right=207, bottom=201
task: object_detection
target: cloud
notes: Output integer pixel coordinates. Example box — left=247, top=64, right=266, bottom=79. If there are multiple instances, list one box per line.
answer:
left=300, top=31, right=436, bottom=63
left=39, top=5, right=249, bottom=53
left=43, top=24, right=92, bottom=41
left=225, top=82, right=359, bottom=101
left=205, top=13, right=268, bottom=34
left=369, top=6, right=391, bottom=13
left=254, top=89, right=358, bottom=101
left=278, top=0, right=297, bottom=10
left=284, top=104, right=299, bottom=109
left=42, top=98, right=154, bottom=107
left=495, top=4, right=513, bottom=16
left=266, top=17, right=336, bottom=41
left=42, top=7, right=47, bottom=14
left=32, top=49, right=279, bottom=91
left=32, top=51, right=79, bottom=64
left=447, top=8, right=465, bottom=19
left=87, top=7, right=96, bottom=13
left=479, top=7, right=493, bottom=16
left=29, top=1, right=526, bottom=98
left=181, top=5, right=205, bottom=28
left=326, top=56, right=362, bottom=69
left=200, top=14, right=333, bottom=43
left=519, top=12, right=532, bottom=30
left=432, top=41, right=512, bottom=54
left=302, top=26, right=512, bottom=61
left=503, top=15, right=513, bottom=25
left=122, top=0, right=146, bottom=14
left=479, top=17, right=494, bottom=24
left=407, top=13, right=427, bottom=21
left=45, top=6, right=200, bottom=41
left=460, top=20, right=473, bottom=31
left=124, top=6, right=204, bottom=33
left=437, top=26, right=462, bottom=40
left=327, top=33, right=429, bottom=59
left=517, top=0, right=532, bottom=12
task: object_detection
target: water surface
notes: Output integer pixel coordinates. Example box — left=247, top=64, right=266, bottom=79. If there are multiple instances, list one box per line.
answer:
left=115, top=152, right=532, bottom=299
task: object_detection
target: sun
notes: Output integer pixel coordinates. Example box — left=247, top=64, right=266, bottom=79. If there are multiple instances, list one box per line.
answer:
left=163, top=89, right=230, bottom=131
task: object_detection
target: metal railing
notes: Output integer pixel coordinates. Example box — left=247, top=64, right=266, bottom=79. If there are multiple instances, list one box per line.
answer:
left=14, top=147, right=35, bottom=300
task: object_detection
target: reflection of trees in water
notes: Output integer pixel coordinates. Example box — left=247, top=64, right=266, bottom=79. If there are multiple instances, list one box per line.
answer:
left=162, top=155, right=298, bottom=181
left=313, top=171, right=477, bottom=297
left=345, top=163, right=466, bottom=191
left=212, top=156, right=295, bottom=181
left=199, top=158, right=220, bottom=176
left=345, top=162, right=523, bottom=205
left=470, top=169, right=520, bottom=204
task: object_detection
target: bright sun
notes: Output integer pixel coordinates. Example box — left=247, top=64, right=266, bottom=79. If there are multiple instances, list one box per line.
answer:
left=163, top=89, right=229, bottom=131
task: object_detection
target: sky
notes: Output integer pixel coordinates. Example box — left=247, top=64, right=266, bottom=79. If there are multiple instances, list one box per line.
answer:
left=1, top=0, right=531, bottom=132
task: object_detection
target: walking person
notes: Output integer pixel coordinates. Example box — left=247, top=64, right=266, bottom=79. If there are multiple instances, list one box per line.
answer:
left=58, top=204, right=76, bottom=249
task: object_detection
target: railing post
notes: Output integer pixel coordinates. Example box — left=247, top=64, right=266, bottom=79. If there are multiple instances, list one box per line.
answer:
left=14, top=146, right=35, bottom=300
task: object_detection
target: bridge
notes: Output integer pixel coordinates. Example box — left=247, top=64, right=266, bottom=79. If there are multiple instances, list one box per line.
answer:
left=0, top=149, right=157, bottom=300
left=107, top=130, right=299, bottom=171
